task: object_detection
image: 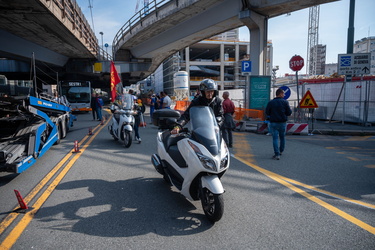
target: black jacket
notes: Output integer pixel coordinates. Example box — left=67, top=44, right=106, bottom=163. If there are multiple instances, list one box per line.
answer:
left=177, top=96, right=224, bottom=127
left=265, top=97, right=292, bottom=123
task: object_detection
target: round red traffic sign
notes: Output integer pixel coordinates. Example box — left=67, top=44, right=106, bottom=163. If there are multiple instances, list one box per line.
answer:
left=289, top=55, right=304, bottom=71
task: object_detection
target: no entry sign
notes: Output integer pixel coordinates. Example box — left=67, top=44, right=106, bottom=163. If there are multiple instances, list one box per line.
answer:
left=289, top=55, right=304, bottom=72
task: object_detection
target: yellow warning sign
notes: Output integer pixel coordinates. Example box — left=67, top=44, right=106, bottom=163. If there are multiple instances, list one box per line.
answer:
left=299, top=90, right=318, bottom=108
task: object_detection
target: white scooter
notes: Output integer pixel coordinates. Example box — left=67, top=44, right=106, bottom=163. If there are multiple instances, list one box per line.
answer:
left=109, top=93, right=135, bottom=148
left=151, top=107, right=230, bottom=222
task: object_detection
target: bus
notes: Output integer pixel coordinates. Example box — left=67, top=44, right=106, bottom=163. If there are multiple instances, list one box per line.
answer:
left=59, top=81, right=92, bottom=112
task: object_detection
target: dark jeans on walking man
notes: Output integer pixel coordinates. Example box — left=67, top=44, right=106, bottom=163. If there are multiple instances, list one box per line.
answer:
left=222, top=113, right=235, bottom=147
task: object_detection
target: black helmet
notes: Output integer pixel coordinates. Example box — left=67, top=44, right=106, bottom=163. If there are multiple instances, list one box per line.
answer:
left=199, top=79, right=218, bottom=98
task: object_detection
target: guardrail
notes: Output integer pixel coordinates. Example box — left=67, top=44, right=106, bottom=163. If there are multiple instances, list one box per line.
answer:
left=112, top=0, right=171, bottom=57
left=40, top=0, right=98, bottom=56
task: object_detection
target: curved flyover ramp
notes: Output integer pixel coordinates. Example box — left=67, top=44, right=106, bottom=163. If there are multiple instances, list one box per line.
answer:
left=113, top=0, right=338, bottom=79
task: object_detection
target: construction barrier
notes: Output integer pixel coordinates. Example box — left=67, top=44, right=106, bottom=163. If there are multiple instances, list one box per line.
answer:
left=286, top=123, right=308, bottom=135
left=257, top=123, right=268, bottom=134
left=234, top=107, right=264, bottom=121
left=255, top=122, right=308, bottom=135
left=174, top=100, right=191, bottom=111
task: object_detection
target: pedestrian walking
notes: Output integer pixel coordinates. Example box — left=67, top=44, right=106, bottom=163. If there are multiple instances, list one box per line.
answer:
left=133, top=98, right=144, bottom=142
left=95, top=93, right=104, bottom=121
left=149, top=94, right=157, bottom=123
left=90, top=93, right=97, bottom=120
left=221, top=91, right=236, bottom=148
left=265, top=88, right=292, bottom=160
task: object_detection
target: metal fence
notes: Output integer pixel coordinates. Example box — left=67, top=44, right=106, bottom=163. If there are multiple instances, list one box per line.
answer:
left=285, top=78, right=374, bottom=125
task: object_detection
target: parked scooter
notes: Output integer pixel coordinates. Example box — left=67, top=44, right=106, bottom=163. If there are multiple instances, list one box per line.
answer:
left=151, top=107, right=230, bottom=222
left=109, top=93, right=135, bottom=148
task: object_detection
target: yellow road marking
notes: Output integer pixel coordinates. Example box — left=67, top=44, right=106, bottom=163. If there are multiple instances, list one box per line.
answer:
left=347, top=156, right=361, bottom=161
left=233, top=134, right=375, bottom=235
left=0, top=119, right=109, bottom=249
left=0, top=124, right=103, bottom=235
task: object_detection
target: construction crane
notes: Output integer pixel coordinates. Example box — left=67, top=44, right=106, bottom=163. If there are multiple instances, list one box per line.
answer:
left=306, top=5, right=320, bottom=76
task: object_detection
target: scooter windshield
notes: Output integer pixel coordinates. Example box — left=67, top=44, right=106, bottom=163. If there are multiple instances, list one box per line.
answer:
left=121, top=94, right=134, bottom=110
left=189, top=106, right=220, bottom=156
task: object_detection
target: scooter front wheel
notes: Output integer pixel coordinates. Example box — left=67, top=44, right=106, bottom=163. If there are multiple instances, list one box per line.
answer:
left=200, top=188, right=224, bottom=223
left=123, top=130, right=132, bottom=148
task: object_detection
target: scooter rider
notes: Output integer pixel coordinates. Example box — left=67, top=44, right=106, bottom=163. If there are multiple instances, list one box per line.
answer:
left=171, top=79, right=224, bottom=134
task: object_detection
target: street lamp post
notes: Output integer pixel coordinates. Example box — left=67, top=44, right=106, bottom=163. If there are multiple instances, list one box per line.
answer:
left=99, top=31, right=104, bottom=59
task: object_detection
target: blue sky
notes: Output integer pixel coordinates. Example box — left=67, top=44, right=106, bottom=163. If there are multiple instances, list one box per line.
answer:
left=76, top=0, right=374, bottom=77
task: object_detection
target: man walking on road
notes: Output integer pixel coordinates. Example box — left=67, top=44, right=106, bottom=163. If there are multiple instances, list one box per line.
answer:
left=266, top=88, right=292, bottom=160
left=90, top=93, right=97, bottom=120
left=222, top=91, right=236, bottom=148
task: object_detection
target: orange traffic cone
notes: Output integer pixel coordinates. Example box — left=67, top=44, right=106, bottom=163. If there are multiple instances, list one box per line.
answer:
left=14, top=189, right=28, bottom=210
left=72, top=140, right=81, bottom=153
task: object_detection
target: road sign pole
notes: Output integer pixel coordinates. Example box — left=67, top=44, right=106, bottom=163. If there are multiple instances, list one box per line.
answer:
left=296, top=71, right=300, bottom=123
left=289, top=55, right=304, bottom=123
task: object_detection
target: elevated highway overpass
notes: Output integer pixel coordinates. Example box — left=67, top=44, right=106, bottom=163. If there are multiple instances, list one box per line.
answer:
left=0, top=0, right=106, bottom=88
left=113, top=0, right=338, bottom=83
left=0, top=0, right=339, bottom=87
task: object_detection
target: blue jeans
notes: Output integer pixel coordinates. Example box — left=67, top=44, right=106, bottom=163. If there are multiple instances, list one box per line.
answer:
left=134, top=116, right=140, bottom=139
left=270, top=122, right=287, bottom=156
left=222, top=128, right=233, bottom=146
left=96, top=108, right=102, bottom=120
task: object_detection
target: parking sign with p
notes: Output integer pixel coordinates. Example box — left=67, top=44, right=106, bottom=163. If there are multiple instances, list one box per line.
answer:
left=242, top=61, right=252, bottom=73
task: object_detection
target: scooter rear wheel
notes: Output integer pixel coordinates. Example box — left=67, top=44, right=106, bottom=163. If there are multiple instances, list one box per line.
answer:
left=200, top=188, right=224, bottom=222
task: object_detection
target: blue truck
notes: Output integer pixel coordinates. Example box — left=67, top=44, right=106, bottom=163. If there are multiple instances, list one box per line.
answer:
left=0, top=94, right=73, bottom=173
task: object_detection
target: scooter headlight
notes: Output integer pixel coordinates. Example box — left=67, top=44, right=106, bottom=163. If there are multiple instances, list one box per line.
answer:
left=188, top=141, right=217, bottom=171
left=197, top=153, right=216, bottom=171
left=220, top=154, right=229, bottom=169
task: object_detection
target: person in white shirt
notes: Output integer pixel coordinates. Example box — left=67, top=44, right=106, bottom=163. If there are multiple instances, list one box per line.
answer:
left=161, top=91, right=171, bottom=109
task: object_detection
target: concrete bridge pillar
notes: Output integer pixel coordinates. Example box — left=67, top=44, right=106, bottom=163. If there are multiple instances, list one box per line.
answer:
left=239, top=10, right=268, bottom=76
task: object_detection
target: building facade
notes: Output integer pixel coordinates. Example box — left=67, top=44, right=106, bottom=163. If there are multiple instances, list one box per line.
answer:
left=308, top=44, right=326, bottom=75
left=152, top=29, right=273, bottom=97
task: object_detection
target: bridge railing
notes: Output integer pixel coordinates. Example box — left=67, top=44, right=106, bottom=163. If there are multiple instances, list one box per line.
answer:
left=42, top=0, right=98, bottom=56
left=112, top=0, right=171, bottom=58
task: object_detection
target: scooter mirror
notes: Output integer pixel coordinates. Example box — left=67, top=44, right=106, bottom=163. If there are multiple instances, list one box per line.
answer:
left=110, top=104, right=115, bottom=113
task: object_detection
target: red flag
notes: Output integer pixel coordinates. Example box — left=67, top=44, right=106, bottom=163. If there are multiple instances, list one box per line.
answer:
left=110, top=61, right=121, bottom=102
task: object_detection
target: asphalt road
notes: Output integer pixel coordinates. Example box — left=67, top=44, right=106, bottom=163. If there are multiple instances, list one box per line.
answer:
left=1, top=110, right=374, bottom=249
